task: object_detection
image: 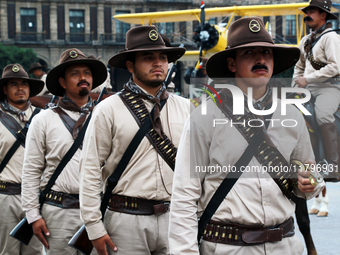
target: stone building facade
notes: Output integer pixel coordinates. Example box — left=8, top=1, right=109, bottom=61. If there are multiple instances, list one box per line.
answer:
left=0, top=0, right=339, bottom=93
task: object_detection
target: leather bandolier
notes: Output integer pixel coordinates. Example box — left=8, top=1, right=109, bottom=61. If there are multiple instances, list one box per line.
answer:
left=119, top=90, right=177, bottom=170
left=217, top=89, right=296, bottom=199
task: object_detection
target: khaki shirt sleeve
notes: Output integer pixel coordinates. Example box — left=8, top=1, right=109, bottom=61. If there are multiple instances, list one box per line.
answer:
left=290, top=107, right=325, bottom=199
left=22, top=113, right=46, bottom=224
left=305, top=32, right=340, bottom=82
left=169, top=116, right=207, bottom=255
left=79, top=103, right=113, bottom=240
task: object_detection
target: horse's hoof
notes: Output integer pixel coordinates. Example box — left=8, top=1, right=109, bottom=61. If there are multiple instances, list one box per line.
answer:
left=317, top=211, right=328, bottom=217
left=309, top=208, right=319, bottom=214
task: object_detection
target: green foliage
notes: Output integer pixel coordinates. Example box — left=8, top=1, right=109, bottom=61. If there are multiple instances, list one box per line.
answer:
left=0, top=44, right=38, bottom=75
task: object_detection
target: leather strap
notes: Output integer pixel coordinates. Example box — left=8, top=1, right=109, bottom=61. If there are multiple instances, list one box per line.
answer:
left=0, top=109, right=22, bottom=138
left=52, top=106, right=76, bottom=137
left=0, top=108, right=41, bottom=174
left=202, top=217, right=294, bottom=246
left=100, top=96, right=167, bottom=217
left=0, top=180, right=21, bottom=195
left=44, top=190, right=80, bottom=209
left=119, top=90, right=177, bottom=170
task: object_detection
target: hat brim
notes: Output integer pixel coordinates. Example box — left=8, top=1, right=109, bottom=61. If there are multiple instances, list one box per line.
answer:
left=300, top=6, right=338, bottom=20
left=108, top=46, right=186, bottom=70
left=0, top=77, right=44, bottom=101
left=206, top=42, right=300, bottom=78
left=46, top=59, right=108, bottom=96
left=28, top=65, right=46, bottom=73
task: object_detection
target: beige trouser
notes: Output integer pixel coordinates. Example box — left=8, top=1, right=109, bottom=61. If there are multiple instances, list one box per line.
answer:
left=308, top=85, right=340, bottom=125
left=41, top=203, right=83, bottom=255
left=92, top=210, right=170, bottom=255
left=199, top=235, right=303, bottom=255
left=0, top=193, right=43, bottom=255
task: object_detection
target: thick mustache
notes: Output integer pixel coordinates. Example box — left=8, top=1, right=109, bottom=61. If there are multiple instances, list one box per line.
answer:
left=304, top=16, right=313, bottom=22
left=77, top=81, right=90, bottom=87
left=252, top=65, right=268, bottom=71
left=15, top=92, right=26, bottom=95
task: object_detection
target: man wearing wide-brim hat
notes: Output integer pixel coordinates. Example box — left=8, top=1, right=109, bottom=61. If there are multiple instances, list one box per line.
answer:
left=293, top=0, right=340, bottom=216
left=28, top=62, right=50, bottom=96
left=0, top=64, right=44, bottom=255
left=21, top=48, right=107, bottom=254
left=79, top=25, right=190, bottom=254
left=169, top=17, right=324, bottom=255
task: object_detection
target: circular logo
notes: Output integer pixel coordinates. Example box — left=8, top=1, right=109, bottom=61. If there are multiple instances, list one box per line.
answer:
left=12, top=65, right=20, bottom=73
left=69, top=50, right=78, bottom=58
left=149, top=30, right=159, bottom=41
left=249, top=19, right=261, bottom=33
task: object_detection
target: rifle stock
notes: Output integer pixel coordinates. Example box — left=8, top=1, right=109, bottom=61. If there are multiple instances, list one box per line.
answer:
left=9, top=217, right=33, bottom=245
left=68, top=224, right=93, bottom=255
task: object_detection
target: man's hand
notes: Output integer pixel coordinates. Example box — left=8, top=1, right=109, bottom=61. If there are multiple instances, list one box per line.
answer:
left=295, top=77, right=308, bottom=88
left=92, top=234, right=117, bottom=255
left=32, top=218, right=50, bottom=249
left=297, top=160, right=316, bottom=193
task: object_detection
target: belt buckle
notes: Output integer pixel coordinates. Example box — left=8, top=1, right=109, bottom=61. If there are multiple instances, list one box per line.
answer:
left=153, top=202, right=170, bottom=216
left=267, top=228, right=283, bottom=242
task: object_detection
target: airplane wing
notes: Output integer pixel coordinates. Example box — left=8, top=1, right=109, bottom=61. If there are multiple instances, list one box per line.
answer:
left=114, top=3, right=312, bottom=25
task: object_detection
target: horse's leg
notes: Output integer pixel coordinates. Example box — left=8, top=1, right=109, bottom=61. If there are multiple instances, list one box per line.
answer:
left=293, top=195, right=318, bottom=255
left=308, top=194, right=321, bottom=215
left=317, top=186, right=329, bottom=217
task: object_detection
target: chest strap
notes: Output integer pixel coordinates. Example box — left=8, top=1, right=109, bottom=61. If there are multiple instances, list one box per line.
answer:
left=119, top=90, right=177, bottom=170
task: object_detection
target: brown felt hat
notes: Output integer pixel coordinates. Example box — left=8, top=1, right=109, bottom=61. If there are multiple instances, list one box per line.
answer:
left=0, top=64, right=44, bottom=101
left=206, top=17, right=300, bottom=78
left=300, top=0, right=338, bottom=20
left=46, top=48, right=107, bottom=96
left=28, top=62, right=46, bottom=73
left=108, top=26, right=185, bottom=69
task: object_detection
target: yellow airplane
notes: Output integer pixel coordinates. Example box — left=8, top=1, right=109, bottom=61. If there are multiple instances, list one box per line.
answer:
left=114, top=2, right=339, bottom=77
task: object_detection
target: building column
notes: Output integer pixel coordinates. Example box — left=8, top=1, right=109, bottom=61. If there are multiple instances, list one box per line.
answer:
left=50, top=3, right=57, bottom=41
left=0, top=1, right=8, bottom=39
left=97, top=3, right=104, bottom=40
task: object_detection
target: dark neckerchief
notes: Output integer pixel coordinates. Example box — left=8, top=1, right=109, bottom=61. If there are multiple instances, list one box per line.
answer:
left=58, top=95, right=94, bottom=114
left=124, top=78, right=169, bottom=137
left=305, top=22, right=333, bottom=53
left=0, top=100, right=31, bottom=122
left=57, top=95, right=94, bottom=139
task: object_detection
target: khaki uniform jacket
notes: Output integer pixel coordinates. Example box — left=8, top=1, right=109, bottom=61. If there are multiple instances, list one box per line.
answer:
left=22, top=106, right=88, bottom=224
left=169, top=97, right=325, bottom=254
left=79, top=90, right=191, bottom=240
left=0, top=104, right=35, bottom=184
left=293, top=27, right=340, bottom=85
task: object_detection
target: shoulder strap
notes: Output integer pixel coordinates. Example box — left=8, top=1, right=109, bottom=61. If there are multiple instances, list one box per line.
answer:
left=99, top=98, right=166, bottom=217
left=0, top=110, right=22, bottom=138
left=0, top=108, right=41, bottom=174
left=52, top=106, right=76, bottom=137
left=39, top=111, right=92, bottom=206
left=119, top=90, right=177, bottom=170
left=197, top=131, right=264, bottom=242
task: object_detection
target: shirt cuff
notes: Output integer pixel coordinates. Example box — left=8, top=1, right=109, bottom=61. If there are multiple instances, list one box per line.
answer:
left=26, top=208, right=42, bottom=224
left=85, top=221, right=107, bottom=240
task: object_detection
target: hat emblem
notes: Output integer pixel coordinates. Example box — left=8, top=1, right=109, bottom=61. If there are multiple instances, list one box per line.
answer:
left=12, top=65, right=20, bottom=73
left=249, top=19, right=261, bottom=33
left=69, top=50, right=78, bottom=58
left=149, top=30, right=159, bottom=41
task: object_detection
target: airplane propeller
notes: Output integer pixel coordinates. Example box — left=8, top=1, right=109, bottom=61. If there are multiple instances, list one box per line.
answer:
left=185, top=1, right=219, bottom=83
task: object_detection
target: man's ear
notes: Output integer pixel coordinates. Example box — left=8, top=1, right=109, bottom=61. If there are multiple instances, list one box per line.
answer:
left=126, top=61, right=134, bottom=74
left=2, top=85, right=7, bottom=95
left=59, top=77, right=66, bottom=89
left=227, top=57, right=236, bottom=73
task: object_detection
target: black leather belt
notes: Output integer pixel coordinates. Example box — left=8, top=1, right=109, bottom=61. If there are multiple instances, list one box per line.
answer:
left=0, top=180, right=21, bottom=195
left=203, top=217, right=295, bottom=246
left=108, top=194, right=170, bottom=216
